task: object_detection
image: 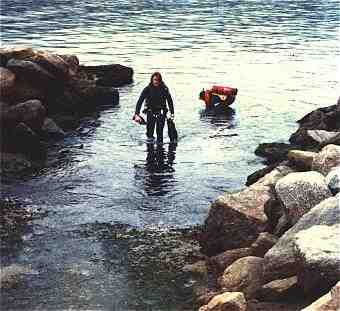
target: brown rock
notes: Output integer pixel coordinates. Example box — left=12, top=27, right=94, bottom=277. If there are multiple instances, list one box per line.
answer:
left=219, top=256, right=264, bottom=298
left=301, top=281, right=340, bottom=311
left=208, top=248, right=252, bottom=277
left=0, top=67, right=16, bottom=96
left=250, top=232, right=278, bottom=257
left=199, top=292, right=247, bottom=311
left=287, top=150, right=316, bottom=170
left=59, top=54, right=79, bottom=76
left=0, top=47, right=35, bottom=62
left=256, top=276, right=299, bottom=301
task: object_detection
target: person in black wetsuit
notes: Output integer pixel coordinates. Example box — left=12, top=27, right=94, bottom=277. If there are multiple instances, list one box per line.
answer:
left=133, top=72, right=174, bottom=144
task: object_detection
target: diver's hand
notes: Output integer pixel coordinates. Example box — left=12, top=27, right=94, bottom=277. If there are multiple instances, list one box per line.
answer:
left=133, top=114, right=142, bottom=123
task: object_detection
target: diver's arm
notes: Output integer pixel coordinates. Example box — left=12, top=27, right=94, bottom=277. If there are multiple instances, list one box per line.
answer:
left=135, top=87, right=148, bottom=115
left=165, top=88, right=174, bottom=115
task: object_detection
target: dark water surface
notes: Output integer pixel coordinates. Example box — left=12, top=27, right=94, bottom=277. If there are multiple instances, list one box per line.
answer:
left=1, top=1, right=339, bottom=310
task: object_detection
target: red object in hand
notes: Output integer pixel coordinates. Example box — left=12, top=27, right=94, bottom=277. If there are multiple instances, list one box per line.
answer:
left=133, top=114, right=146, bottom=125
left=211, top=85, right=238, bottom=96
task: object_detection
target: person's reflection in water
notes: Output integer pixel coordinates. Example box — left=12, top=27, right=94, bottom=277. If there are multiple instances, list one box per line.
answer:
left=144, top=143, right=177, bottom=197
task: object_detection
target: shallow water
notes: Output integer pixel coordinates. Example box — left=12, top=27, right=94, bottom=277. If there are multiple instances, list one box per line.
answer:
left=1, top=0, right=339, bottom=310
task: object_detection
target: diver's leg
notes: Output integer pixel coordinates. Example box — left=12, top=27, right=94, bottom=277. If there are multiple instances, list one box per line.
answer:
left=156, top=113, right=166, bottom=144
left=146, top=111, right=156, bottom=141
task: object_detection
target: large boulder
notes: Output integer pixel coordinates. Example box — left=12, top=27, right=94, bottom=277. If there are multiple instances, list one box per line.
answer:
left=295, top=224, right=340, bottom=294
left=302, top=281, right=340, bottom=311
left=218, top=256, right=264, bottom=298
left=325, top=166, right=340, bottom=195
left=312, top=144, right=340, bottom=176
left=263, top=196, right=339, bottom=283
left=3, top=99, right=46, bottom=130
left=199, top=292, right=247, bottom=311
left=58, top=54, right=79, bottom=76
left=7, top=58, right=57, bottom=86
left=306, top=130, right=340, bottom=147
left=0, top=67, right=16, bottom=96
left=200, top=165, right=293, bottom=256
left=80, top=64, right=133, bottom=87
left=275, top=171, right=332, bottom=225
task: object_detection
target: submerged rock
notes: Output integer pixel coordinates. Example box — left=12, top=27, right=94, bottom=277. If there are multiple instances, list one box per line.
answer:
left=275, top=171, right=332, bottom=225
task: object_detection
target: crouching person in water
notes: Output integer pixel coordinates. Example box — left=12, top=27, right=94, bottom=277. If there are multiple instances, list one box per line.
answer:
left=133, top=72, right=174, bottom=144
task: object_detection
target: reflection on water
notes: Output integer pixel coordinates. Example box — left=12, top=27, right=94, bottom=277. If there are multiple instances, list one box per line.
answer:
left=1, top=0, right=339, bottom=310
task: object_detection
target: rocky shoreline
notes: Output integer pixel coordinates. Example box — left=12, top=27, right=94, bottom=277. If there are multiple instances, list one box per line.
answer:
left=1, top=47, right=133, bottom=179
left=192, top=99, right=340, bottom=310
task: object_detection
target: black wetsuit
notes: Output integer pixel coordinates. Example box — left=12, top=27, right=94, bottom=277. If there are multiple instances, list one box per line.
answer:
left=135, top=83, right=174, bottom=143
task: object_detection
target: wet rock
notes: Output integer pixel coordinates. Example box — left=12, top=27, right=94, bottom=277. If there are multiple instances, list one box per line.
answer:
left=302, top=281, right=340, bottom=311
left=304, top=130, right=340, bottom=147
left=263, top=196, right=339, bottom=283
left=51, top=114, right=80, bottom=131
left=275, top=171, right=332, bottom=225
left=12, top=122, right=44, bottom=155
left=250, top=232, right=278, bottom=257
left=207, top=248, right=252, bottom=277
left=0, top=67, right=16, bottom=96
left=295, top=224, right=340, bottom=294
left=200, top=165, right=293, bottom=256
left=325, top=166, right=340, bottom=195
left=41, top=117, right=66, bottom=139
left=0, top=264, right=33, bottom=289
left=199, top=292, right=247, bottom=311
left=3, top=99, right=46, bottom=131
left=80, top=64, right=133, bottom=87
left=255, top=143, right=297, bottom=164
left=256, top=276, right=299, bottom=301
left=0, top=153, right=32, bottom=175
left=287, top=150, right=316, bottom=170
left=312, top=144, right=340, bottom=176
left=218, top=256, right=264, bottom=298
left=7, top=58, right=56, bottom=86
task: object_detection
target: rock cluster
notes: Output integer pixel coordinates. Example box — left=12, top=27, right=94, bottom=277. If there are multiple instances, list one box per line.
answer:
left=0, top=47, right=133, bottom=177
left=195, top=99, right=340, bottom=310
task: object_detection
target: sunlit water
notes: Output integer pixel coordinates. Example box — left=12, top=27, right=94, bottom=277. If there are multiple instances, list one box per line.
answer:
left=1, top=0, right=339, bottom=310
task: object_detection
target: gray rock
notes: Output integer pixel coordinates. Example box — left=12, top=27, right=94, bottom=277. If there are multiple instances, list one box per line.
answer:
left=312, top=144, right=340, bottom=176
left=250, top=232, right=278, bottom=257
left=275, top=171, right=332, bottom=225
left=42, top=117, right=66, bottom=139
left=263, top=196, right=339, bottom=282
left=325, top=166, right=340, bottom=195
left=295, top=224, right=340, bottom=294
left=306, top=130, right=340, bottom=147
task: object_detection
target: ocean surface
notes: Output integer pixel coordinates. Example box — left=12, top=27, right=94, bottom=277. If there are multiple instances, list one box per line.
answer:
left=1, top=0, right=339, bottom=310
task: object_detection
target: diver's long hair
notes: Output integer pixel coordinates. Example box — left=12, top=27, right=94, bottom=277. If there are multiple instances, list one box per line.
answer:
left=149, top=72, right=167, bottom=88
